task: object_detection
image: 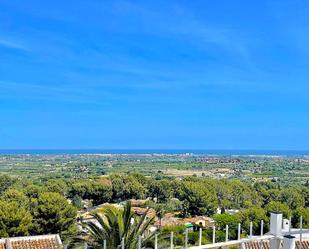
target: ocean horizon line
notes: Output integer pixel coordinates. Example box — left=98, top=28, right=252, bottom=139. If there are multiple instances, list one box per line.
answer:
left=0, top=149, right=309, bottom=156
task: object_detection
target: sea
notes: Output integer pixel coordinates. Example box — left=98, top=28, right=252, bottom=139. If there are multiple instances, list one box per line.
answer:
left=0, top=149, right=308, bottom=156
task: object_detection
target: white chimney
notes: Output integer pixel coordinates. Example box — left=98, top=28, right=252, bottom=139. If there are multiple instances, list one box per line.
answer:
left=270, top=212, right=283, bottom=237
left=283, top=235, right=296, bottom=249
left=270, top=238, right=281, bottom=249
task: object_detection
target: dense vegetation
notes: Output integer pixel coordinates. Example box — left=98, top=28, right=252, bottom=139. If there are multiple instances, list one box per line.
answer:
left=0, top=171, right=307, bottom=246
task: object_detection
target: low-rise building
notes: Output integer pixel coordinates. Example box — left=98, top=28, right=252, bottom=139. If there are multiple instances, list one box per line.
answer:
left=154, top=214, right=214, bottom=229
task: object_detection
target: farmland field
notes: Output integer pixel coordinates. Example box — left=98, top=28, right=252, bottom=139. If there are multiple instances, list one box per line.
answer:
left=0, top=153, right=308, bottom=185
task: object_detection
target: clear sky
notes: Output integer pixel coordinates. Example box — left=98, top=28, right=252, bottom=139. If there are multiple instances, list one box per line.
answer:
left=0, top=0, right=308, bottom=150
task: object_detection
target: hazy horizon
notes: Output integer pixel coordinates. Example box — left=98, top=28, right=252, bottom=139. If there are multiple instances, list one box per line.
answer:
left=1, top=148, right=309, bottom=156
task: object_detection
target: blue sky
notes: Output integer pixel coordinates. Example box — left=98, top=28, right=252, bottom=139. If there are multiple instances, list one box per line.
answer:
left=0, top=0, right=308, bottom=150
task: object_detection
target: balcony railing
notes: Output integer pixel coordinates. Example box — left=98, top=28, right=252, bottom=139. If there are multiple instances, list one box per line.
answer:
left=69, top=213, right=308, bottom=249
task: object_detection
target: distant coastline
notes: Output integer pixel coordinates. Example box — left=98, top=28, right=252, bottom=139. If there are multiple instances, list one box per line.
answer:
left=0, top=149, right=309, bottom=156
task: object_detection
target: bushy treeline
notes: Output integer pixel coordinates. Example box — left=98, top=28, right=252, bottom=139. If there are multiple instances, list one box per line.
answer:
left=73, top=173, right=308, bottom=236
left=0, top=173, right=308, bottom=240
left=0, top=175, right=76, bottom=238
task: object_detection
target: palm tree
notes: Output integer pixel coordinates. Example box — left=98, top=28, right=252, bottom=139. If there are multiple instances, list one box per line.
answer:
left=74, top=201, right=155, bottom=249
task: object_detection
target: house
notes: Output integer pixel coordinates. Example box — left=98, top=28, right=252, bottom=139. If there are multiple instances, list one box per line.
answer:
left=154, top=214, right=214, bottom=229
left=226, top=209, right=240, bottom=215
left=216, top=207, right=240, bottom=215
left=129, top=199, right=149, bottom=207
left=185, top=216, right=215, bottom=228
left=131, top=206, right=156, bottom=219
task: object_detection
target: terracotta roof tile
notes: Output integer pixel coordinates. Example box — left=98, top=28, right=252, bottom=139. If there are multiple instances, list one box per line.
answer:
left=243, top=239, right=309, bottom=249
left=7, top=235, right=61, bottom=249
left=10, top=239, right=58, bottom=249
left=296, top=240, right=309, bottom=249
left=243, top=241, right=271, bottom=249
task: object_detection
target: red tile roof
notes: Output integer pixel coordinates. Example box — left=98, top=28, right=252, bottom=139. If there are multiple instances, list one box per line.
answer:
left=6, top=235, right=61, bottom=249
left=243, top=240, right=273, bottom=249
left=131, top=206, right=156, bottom=218
left=243, top=239, right=309, bottom=249
left=10, top=239, right=59, bottom=249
